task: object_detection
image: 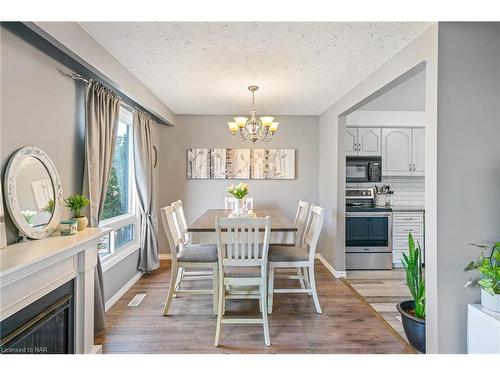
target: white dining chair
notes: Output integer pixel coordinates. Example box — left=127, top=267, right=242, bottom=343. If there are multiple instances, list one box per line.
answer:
left=293, top=200, right=311, bottom=247
left=267, top=205, right=325, bottom=314
left=171, top=200, right=190, bottom=245
left=171, top=200, right=212, bottom=291
left=224, top=196, right=254, bottom=210
left=214, top=216, right=271, bottom=347
left=161, top=205, right=219, bottom=316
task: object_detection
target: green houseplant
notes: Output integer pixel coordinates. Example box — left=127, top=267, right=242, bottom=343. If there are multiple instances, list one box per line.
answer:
left=64, top=194, right=90, bottom=231
left=226, top=183, right=249, bottom=216
left=464, top=242, right=500, bottom=312
left=397, top=233, right=426, bottom=353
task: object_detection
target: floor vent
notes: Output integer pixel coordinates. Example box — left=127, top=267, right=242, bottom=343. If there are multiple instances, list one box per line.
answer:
left=128, top=293, right=146, bottom=307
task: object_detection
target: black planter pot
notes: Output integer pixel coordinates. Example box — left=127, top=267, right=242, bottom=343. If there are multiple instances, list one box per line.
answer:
left=397, top=300, right=426, bottom=353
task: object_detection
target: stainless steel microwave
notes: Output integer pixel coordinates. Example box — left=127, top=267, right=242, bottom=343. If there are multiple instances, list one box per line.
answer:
left=346, top=156, right=382, bottom=183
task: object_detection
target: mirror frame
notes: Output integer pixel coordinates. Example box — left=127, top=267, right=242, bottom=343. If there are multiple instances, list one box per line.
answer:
left=3, top=146, right=63, bottom=239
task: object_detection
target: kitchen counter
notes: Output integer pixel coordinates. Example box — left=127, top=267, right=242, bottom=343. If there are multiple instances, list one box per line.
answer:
left=346, top=205, right=425, bottom=212
left=390, top=205, right=425, bottom=212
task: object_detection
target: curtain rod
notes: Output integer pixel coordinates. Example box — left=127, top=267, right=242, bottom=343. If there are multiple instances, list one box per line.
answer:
left=58, top=69, right=162, bottom=122
left=62, top=70, right=139, bottom=114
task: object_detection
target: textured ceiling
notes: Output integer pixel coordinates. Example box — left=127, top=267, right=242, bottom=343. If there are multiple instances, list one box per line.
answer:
left=79, top=22, right=431, bottom=115
left=360, top=69, right=426, bottom=111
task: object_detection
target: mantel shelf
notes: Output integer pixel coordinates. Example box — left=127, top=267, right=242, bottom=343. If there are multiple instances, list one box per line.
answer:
left=0, top=227, right=111, bottom=280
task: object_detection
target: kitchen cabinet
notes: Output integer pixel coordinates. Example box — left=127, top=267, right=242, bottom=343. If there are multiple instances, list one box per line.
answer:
left=382, top=128, right=425, bottom=177
left=346, top=127, right=381, bottom=156
left=392, top=211, right=424, bottom=266
left=345, top=127, right=358, bottom=156
left=412, top=128, right=425, bottom=176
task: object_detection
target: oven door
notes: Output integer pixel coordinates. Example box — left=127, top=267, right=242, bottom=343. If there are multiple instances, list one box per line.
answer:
left=345, top=211, right=392, bottom=252
left=346, top=161, right=369, bottom=182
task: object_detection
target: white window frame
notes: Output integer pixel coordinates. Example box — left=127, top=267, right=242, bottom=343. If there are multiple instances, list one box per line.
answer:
left=100, top=104, right=140, bottom=272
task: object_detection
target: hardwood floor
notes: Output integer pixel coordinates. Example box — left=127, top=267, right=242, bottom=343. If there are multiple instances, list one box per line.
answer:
left=96, top=260, right=414, bottom=354
left=345, top=269, right=412, bottom=341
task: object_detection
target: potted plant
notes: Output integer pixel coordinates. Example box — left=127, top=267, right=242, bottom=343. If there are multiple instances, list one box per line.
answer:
left=64, top=194, right=90, bottom=231
left=397, top=233, right=426, bottom=353
left=464, top=242, right=500, bottom=312
left=226, top=183, right=249, bottom=216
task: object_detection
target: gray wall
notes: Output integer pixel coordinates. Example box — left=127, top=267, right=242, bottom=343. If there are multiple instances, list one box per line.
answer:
left=158, top=114, right=319, bottom=254
left=103, top=249, right=141, bottom=302
left=1, top=25, right=85, bottom=243
left=436, top=22, right=500, bottom=353
left=0, top=25, right=141, bottom=302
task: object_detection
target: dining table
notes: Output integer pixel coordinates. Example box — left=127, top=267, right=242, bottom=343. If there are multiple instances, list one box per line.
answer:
left=188, top=209, right=297, bottom=245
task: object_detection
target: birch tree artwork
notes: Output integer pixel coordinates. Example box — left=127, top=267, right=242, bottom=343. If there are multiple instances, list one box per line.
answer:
left=187, top=148, right=209, bottom=179
left=187, top=148, right=295, bottom=179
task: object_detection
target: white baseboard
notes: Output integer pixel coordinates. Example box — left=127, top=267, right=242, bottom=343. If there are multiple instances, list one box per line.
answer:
left=159, top=253, right=171, bottom=260
left=105, top=271, right=144, bottom=311
left=315, top=253, right=347, bottom=278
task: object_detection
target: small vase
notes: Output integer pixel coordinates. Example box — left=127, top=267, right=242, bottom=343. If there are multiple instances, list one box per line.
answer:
left=481, top=289, right=500, bottom=313
left=233, top=199, right=242, bottom=216
left=74, top=216, right=88, bottom=231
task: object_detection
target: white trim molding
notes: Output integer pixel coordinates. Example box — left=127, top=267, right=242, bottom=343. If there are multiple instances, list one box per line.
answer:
left=105, top=271, right=144, bottom=312
left=159, top=253, right=172, bottom=260
left=315, top=253, right=347, bottom=278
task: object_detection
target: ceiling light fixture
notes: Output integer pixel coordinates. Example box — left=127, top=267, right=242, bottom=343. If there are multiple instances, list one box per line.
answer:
left=227, top=85, right=279, bottom=143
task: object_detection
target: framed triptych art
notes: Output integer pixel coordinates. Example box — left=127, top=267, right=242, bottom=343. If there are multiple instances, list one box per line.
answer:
left=187, top=148, right=295, bottom=180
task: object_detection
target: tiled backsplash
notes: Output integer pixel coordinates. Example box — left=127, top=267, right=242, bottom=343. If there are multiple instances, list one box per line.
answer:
left=347, top=177, right=425, bottom=206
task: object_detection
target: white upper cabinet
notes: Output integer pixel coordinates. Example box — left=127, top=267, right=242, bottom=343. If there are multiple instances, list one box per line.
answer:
left=346, top=127, right=381, bottom=156
left=412, top=128, right=425, bottom=176
left=358, top=127, right=382, bottom=156
left=345, top=127, right=358, bottom=156
left=381, top=128, right=425, bottom=177
left=382, top=128, right=412, bottom=176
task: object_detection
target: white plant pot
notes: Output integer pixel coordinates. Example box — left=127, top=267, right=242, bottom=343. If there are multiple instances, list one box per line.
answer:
left=481, top=288, right=500, bottom=313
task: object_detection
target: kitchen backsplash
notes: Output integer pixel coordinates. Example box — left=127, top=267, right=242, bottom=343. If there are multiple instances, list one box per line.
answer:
left=347, top=177, right=425, bottom=207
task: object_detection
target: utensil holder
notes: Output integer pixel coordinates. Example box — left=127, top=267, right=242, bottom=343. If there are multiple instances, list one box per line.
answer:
left=374, top=194, right=387, bottom=207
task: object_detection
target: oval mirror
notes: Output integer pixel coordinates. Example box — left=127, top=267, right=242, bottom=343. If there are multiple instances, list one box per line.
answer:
left=4, top=147, right=63, bottom=239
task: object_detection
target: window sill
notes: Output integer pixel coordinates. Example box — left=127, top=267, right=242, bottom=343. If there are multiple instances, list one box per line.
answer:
left=100, top=213, right=136, bottom=230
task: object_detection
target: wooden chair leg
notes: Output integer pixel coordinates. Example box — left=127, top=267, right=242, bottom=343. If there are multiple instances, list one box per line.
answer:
left=212, top=264, right=218, bottom=316
left=173, top=267, right=184, bottom=298
left=303, top=267, right=312, bottom=295
left=261, top=283, right=271, bottom=346
left=296, top=267, right=306, bottom=289
left=267, top=264, right=275, bottom=314
left=214, top=273, right=225, bottom=346
left=163, top=265, right=178, bottom=316
left=308, top=264, right=322, bottom=314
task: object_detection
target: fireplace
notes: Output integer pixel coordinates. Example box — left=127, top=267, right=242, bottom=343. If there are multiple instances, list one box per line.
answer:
left=0, top=280, right=74, bottom=354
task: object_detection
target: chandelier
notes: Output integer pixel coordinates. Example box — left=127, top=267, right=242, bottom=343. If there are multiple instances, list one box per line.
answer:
left=227, top=85, right=279, bottom=143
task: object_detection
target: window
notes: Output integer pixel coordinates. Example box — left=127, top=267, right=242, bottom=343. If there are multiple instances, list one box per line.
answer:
left=99, top=105, right=138, bottom=262
left=102, top=109, right=132, bottom=221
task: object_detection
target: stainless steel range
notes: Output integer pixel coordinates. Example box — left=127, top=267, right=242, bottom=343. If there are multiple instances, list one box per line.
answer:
left=345, top=188, right=393, bottom=270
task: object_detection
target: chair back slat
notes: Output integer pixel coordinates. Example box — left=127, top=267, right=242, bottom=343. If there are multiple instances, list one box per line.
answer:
left=303, top=205, right=325, bottom=261
left=172, top=200, right=189, bottom=244
left=215, top=216, right=271, bottom=266
left=161, top=205, right=184, bottom=265
left=294, top=200, right=311, bottom=247
left=224, top=196, right=254, bottom=210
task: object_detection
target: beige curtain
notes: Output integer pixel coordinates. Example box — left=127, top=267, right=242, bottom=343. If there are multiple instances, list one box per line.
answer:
left=83, top=81, right=120, bottom=336
left=133, top=110, right=159, bottom=271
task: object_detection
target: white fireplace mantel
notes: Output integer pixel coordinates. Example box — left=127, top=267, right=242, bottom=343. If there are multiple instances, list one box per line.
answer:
left=0, top=227, right=111, bottom=354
